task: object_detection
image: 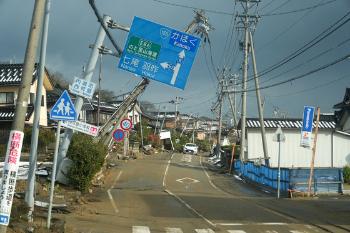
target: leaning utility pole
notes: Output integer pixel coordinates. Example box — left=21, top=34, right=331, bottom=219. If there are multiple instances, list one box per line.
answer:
left=25, top=0, right=51, bottom=231
left=249, top=31, right=269, bottom=167
left=56, top=15, right=110, bottom=173
left=0, top=0, right=46, bottom=232
left=236, top=0, right=259, bottom=162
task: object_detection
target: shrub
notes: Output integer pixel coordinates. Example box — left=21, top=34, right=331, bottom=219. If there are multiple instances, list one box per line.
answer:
left=23, top=126, right=55, bottom=153
left=67, top=133, right=107, bottom=192
left=343, top=165, right=350, bottom=183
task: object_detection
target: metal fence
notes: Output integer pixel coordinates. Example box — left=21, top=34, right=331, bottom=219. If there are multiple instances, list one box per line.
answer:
left=234, top=160, right=343, bottom=194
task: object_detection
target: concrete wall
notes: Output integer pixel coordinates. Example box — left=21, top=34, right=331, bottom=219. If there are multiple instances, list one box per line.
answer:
left=247, top=128, right=350, bottom=168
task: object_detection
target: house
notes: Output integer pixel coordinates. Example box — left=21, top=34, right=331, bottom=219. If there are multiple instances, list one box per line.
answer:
left=334, top=88, right=350, bottom=133
left=241, top=115, right=350, bottom=168
left=81, top=99, right=142, bottom=127
left=0, top=63, right=53, bottom=142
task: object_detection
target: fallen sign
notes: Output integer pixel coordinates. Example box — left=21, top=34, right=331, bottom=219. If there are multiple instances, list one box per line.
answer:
left=61, top=121, right=99, bottom=137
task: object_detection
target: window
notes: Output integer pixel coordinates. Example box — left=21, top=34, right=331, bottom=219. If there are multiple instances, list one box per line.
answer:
left=29, top=93, right=45, bottom=106
left=0, top=92, right=14, bottom=104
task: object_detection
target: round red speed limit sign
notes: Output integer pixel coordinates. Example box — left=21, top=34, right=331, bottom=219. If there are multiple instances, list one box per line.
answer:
left=120, top=118, right=133, bottom=131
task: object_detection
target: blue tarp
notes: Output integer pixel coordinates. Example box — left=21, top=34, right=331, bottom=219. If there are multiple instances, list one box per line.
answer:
left=234, top=160, right=343, bottom=194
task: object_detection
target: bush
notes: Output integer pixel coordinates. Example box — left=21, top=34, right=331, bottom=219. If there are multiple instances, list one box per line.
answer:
left=23, top=126, right=55, bottom=153
left=343, top=165, right=350, bottom=183
left=67, top=133, right=107, bottom=192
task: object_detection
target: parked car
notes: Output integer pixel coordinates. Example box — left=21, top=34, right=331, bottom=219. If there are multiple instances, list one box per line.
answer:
left=183, top=143, right=198, bottom=155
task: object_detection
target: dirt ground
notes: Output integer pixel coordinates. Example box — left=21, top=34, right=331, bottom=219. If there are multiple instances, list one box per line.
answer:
left=7, top=154, right=125, bottom=233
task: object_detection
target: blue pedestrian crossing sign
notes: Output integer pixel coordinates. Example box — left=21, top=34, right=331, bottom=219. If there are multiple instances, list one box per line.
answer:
left=50, top=90, right=77, bottom=121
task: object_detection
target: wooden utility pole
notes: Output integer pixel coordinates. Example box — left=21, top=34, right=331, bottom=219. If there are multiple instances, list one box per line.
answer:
left=307, top=107, right=320, bottom=197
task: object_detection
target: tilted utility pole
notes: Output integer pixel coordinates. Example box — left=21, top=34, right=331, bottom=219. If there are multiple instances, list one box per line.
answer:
left=56, top=15, right=110, bottom=175
left=249, top=31, right=269, bottom=167
left=25, top=0, right=51, bottom=231
left=0, top=0, right=46, bottom=232
left=169, top=96, right=183, bottom=130
left=236, top=0, right=259, bottom=162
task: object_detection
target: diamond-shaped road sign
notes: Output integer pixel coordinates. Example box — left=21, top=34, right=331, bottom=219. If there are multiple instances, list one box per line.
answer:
left=50, top=90, right=77, bottom=121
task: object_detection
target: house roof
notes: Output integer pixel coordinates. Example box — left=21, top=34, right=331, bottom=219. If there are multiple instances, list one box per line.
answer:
left=0, top=105, right=34, bottom=121
left=244, top=117, right=336, bottom=130
left=333, top=88, right=350, bottom=109
left=0, top=63, right=53, bottom=90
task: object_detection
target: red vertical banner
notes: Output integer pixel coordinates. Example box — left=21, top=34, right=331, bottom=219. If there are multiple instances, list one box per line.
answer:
left=0, top=130, right=24, bottom=225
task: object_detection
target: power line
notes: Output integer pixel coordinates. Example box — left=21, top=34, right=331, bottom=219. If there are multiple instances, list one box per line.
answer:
left=266, top=73, right=350, bottom=98
left=263, top=0, right=290, bottom=15
left=256, top=1, right=318, bottom=52
left=232, top=53, right=350, bottom=93
left=261, top=0, right=337, bottom=16
left=239, top=10, right=350, bottom=86
left=150, top=0, right=234, bottom=16
left=258, top=36, right=350, bottom=86
left=89, top=0, right=123, bottom=55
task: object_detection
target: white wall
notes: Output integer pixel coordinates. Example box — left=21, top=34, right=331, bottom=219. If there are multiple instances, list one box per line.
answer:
left=247, top=129, right=349, bottom=168
left=333, top=131, right=350, bottom=167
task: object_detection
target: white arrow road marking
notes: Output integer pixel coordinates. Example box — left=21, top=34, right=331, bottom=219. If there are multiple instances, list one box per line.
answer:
left=165, top=227, right=183, bottom=233
left=132, top=226, right=151, bottom=233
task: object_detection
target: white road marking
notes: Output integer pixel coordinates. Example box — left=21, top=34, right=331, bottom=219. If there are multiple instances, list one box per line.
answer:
left=176, top=177, right=200, bottom=184
left=107, top=170, right=122, bottom=213
left=132, top=226, right=151, bottom=233
left=165, top=227, right=183, bottom=233
left=195, top=229, right=215, bottom=233
left=261, top=223, right=287, bottom=225
left=218, top=223, right=244, bottom=226
left=264, top=231, right=278, bottom=233
left=165, top=189, right=216, bottom=227
left=289, top=231, right=307, bottom=233
left=227, top=230, right=246, bottom=233
left=199, top=155, right=227, bottom=195
left=163, top=153, right=174, bottom=187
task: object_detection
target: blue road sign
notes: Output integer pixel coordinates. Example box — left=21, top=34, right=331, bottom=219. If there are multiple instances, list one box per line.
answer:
left=112, top=129, right=124, bottom=142
left=302, top=106, right=315, bottom=132
left=118, top=16, right=201, bottom=90
left=300, top=106, right=315, bottom=147
left=50, top=90, right=77, bottom=121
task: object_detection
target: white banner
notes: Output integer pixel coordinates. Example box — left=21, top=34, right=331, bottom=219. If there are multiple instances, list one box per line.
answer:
left=62, top=121, right=99, bottom=137
left=69, top=77, right=96, bottom=99
left=159, top=130, right=171, bottom=140
left=0, top=130, right=24, bottom=226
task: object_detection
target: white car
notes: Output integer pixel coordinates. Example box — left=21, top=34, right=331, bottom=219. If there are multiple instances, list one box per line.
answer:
left=183, top=143, right=198, bottom=155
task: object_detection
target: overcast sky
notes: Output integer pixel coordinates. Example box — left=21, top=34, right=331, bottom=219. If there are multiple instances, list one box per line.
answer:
left=0, top=0, right=349, bottom=120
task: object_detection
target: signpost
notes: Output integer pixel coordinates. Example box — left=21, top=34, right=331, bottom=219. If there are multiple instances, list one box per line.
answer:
left=69, top=77, right=96, bottom=99
left=48, top=90, right=77, bottom=228
left=273, top=126, right=285, bottom=199
left=61, top=121, right=99, bottom=137
left=300, top=106, right=315, bottom=148
left=118, top=16, right=201, bottom=90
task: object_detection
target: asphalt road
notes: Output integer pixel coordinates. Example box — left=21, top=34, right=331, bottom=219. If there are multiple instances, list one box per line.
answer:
left=64, top=152, right=350, bottom=233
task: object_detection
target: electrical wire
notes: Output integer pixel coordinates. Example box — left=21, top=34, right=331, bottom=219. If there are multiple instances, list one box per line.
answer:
left=263, top=0, right=290, bottom=15
left=259, top=37, right=350, bottom=85
left=233, top=53, right=350, bottom=93
left=150, top=0, right=234, bottom=16
left=261, top=0, right=337, bottom=16
left=266, top=73, right=350, bottom=98
left=89, top=0, right=123, bottom=55
left=257, top=0, right=324, bottom=52
left=239, top=10, right=350, bottom=86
